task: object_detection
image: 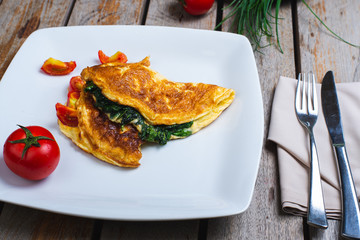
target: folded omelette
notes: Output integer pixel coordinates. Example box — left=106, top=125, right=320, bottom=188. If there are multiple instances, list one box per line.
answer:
left=59, top=57, right=235, bottom=168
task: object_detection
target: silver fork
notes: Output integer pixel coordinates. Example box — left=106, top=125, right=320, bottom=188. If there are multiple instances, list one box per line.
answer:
left=295, top=73, right=328, bottom=228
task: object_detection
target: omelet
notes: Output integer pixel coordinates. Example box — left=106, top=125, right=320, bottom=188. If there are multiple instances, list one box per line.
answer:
left=59, top=92, right=143, bottom=168
left=58, top=56, right=235, bottom=168
left=81, top=57, right=235, bottom=145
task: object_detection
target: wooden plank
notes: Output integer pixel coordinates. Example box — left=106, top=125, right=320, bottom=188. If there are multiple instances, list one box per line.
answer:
left=0, top=0, right=73, bottom=79
left=308, top=220, right=341, bottom=240
left=0, top=204, right=94, bottom=239
left=100, top=220, right=199, bottom=239
left=297, top=0, right=360, bottom=238
left=297, top=0, right=360, bottom=82
left=145, top=0, right=217, bottom=28
left=0, top=0, right=95, bottom=239
left=67, top=0, right=147, bottom=26
left=207, top=1, right=305, bottom=239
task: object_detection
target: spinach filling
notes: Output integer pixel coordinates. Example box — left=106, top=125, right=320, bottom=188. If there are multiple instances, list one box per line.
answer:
left=84, top=81, right=193, bottom=145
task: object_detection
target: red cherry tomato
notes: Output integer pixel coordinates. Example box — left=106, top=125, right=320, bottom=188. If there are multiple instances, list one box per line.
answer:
left=3, top=125, right=60, bottom=180
left=68, top=76, right=85, bottom=93
left=41, top=57, right=76, bottom=76
left=55, top=103, right=78, bottom=127
left=98, top=50, right=128, bottom=64
left=66, top=91, right=80, bottom=108
left=181, top=0, right=215, bottom=16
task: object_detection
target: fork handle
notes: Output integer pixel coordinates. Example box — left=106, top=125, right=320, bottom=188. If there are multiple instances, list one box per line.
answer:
left=307, top=132, right=328, bottom=228
left=334, top=145, right=360, bottom=239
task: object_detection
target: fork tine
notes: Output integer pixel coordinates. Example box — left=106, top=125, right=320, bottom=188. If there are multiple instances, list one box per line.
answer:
left=312, top=73, right=318, bottom=113
left=307, top=73, right=312, bottom=111
left=301, top=73, right=306, bottom=110
left=295, top=73, right=302, bottom=110
left=307, top=73, right=318, bottom=114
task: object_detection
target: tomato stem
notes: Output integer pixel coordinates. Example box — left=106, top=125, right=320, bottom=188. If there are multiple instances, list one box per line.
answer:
left=179, top=0, right=187, bottom=8
left=8, top=125, right=54, bottom=160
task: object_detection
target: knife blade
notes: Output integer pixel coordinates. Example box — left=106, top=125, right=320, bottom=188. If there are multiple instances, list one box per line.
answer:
left=321, top=70, right=360, bottom=239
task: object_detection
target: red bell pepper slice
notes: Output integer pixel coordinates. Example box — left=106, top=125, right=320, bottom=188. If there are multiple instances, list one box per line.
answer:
left=98, top=50, right=128, bottom=64
left=55, top=103, right=78, bottom=127
left=41, top=58, right=76, bottom=76
left=68, top=76, right=85, bottom=92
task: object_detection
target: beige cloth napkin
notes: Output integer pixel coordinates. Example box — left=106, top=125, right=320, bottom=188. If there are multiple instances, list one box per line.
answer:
left=268, top=76, right=360, bottom=220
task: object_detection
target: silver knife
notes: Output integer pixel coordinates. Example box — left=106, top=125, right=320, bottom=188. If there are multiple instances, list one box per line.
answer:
left=321, top=70, right=360, bottom=239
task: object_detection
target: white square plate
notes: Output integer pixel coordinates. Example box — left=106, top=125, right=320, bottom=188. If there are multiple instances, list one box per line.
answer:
left=0, top=26, right=263, bottom=220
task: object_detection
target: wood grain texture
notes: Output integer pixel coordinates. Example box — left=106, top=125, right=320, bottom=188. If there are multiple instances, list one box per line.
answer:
left=207, top=1, right=305, bottom=239
left=0, top=0, right=74, bottom=79
left=298, top=0, right=360, bottom=238
left=308, top=220, right=345, bottom=240
left=67, top=0, right=147, bottom=26
left=297, top=0, right=360, bottom=83
left=145, top=0, right=217, bottom=28
left=0, top=204, right=94, bottom=239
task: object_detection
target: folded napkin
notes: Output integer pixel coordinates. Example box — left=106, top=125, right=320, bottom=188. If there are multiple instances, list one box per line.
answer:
left=268, top=76, right=360, bottom=220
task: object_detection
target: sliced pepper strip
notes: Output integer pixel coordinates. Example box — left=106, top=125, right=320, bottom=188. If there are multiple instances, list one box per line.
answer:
left=98, top=50, right=128, bottom=64
left=41, top=57, right=76, bottom=76
left=55, top=103, right=78, bottom=127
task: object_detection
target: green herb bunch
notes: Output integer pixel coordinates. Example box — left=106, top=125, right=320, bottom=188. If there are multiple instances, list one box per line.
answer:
left=217, top=0, right=359, bottom=52
left=217, top=0, right=283, bottom=52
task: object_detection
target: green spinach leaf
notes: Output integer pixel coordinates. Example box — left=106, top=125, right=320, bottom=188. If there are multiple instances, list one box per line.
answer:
left=84, top=81, right=193, bottom=145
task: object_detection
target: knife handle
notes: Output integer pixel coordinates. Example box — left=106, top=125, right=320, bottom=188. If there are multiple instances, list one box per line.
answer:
left=334, top=145, right=360, bottom=239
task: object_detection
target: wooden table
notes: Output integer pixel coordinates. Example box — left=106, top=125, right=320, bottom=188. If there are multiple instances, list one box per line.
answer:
left=0, top=0, right=359, bottom=239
